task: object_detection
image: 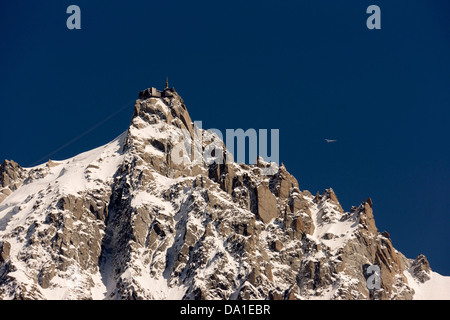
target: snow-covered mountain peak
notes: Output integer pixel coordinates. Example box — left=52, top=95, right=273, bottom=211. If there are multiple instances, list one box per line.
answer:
left=1, top=86, right=449, bottom=300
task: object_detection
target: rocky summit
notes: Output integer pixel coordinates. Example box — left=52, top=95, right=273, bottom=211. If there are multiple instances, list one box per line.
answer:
left=0, top=86, right=449, bottom=300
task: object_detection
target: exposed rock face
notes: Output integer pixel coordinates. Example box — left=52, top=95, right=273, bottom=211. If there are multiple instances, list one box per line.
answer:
left=410, top=255, right=431, bottom=283
left=0, top=241, right=10, bottom=263
left=256, top=183, right=278, bottom=224
left=0, top=86, right=446, bottom=300
left=0, top=160, right=26, bottom=204
left=0, top=160, right=23, bottom=189
left=338, top=202, right=414, bottom=300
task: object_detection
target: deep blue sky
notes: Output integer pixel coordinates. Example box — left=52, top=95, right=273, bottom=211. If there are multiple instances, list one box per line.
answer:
left=1, top=1, right=449, bottom=275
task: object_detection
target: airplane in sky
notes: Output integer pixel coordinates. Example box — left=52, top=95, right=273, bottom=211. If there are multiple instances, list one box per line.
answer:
left=325, top=139, right=337, bottom=143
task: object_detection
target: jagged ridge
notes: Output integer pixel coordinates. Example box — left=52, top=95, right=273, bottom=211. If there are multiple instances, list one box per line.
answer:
left=0, top=86, right=449, bottom=300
